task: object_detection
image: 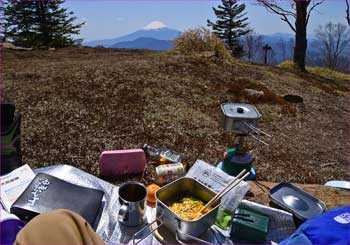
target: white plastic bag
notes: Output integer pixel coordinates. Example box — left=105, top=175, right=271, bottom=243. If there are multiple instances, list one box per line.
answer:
left=186, top=159, right=251, bottom=211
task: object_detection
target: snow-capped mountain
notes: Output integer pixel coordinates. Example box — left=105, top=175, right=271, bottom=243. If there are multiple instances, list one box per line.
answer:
left=83, top=21, right=181, bottom=48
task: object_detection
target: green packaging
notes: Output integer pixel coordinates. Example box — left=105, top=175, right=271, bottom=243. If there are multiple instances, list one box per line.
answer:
left=215, top=206, right=233, bottom=229
left=230, top=207, right=270, bottom=244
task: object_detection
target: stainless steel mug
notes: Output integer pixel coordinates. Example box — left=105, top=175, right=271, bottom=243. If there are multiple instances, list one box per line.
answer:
left=118, top=181, right=147, bottom=227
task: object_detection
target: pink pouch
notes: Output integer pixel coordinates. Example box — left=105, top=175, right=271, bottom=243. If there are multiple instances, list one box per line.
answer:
left=99, top=149, right=147, bottom=177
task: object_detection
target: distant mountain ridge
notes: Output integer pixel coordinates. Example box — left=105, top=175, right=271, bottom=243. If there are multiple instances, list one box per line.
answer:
left=85, top=30, right=297, bottom=52
left=84, top=30, right=350, bottom=67
left=84, top=27, right=181, bottom=48
left=111, top=37, right=173, bottom=51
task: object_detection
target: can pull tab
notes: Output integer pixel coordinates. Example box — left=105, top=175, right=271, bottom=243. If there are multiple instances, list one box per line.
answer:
left=237, top=107, right=244, bottom=114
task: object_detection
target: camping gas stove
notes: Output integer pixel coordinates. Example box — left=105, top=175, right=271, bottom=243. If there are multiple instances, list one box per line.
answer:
left=217, top=103, right=271, bottom=179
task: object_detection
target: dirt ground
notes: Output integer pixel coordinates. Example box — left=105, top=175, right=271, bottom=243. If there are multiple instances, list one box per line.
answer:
left=2, top=47, right=350, bottom=185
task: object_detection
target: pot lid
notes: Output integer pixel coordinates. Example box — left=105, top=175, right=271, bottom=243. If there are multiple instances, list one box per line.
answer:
left=221, top=103, right=261, bottom=119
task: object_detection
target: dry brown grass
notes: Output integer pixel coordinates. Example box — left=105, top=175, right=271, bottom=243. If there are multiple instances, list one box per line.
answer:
left=2, top=47, right=349, bottom=185
left=278, top=60, right=350, bottom=94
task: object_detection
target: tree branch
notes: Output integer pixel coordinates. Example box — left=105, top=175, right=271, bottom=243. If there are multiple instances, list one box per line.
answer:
left=306, top=0, right=325, bottom=25
left=281, top=15, right=296, bottom=32
left=257, top=0, right=296, bottom=32
left=257, top=0, right=296, bottom=17
left=346, top=0, right=350, bottom=28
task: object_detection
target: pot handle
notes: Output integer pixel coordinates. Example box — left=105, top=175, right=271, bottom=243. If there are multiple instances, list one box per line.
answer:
left=175, top=229, right=213, bottom=245
left=132, top=212, right=164, bottom=245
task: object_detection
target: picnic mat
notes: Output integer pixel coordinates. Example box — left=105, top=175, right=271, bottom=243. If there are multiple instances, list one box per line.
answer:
left=36, top=164, right=296, bottom=244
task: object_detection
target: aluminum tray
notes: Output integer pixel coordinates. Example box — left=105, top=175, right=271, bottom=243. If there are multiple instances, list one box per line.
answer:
left=268, top=182, right=326, bottom=221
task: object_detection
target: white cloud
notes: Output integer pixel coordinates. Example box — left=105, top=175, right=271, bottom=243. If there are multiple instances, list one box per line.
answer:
left=116, top=17, right=125, bottom=22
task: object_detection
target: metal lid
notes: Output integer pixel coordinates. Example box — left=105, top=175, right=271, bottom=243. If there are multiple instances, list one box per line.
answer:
left=268, top=182, right=326, bottom=221
left=221, top=103, right=261, bottom=119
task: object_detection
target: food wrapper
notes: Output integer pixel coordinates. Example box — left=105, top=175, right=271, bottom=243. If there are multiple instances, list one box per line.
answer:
left=186, top=159, right=251, bottom=212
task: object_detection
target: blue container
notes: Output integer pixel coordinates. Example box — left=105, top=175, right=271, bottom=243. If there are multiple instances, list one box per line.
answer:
left=217, top=162, right=256, bottom=180
left=221, top=149, right=254, bottom=177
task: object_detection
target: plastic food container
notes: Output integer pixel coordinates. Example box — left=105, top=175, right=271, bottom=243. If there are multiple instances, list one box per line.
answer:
left=230, top=207, right=270, bottom=243
left=99, top=149, right=146, bottom=177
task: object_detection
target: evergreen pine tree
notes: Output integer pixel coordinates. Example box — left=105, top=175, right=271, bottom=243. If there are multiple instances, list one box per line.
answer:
left=0, top=3, right=5, bottom=42
left=4, top=0, right=84, bottom=47
left=3, top=1, right=38, bottom=46
left=207, top=0, right=250, bottom=57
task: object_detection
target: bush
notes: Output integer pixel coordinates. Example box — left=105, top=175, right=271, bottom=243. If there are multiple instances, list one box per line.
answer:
left=308, top=67, right=350, bottom=81
left=278, top=60, right=296, bottom=69
left=172, top=27, right=232, bottom=61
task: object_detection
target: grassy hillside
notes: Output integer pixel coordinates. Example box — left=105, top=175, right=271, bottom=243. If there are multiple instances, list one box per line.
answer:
left=2, top=47, right=350, bottom=184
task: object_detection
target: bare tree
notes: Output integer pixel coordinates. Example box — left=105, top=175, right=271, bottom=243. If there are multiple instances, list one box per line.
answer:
left=346, top=0, right=350, bottom=28
left=315, top=22, right=349, bottom=70
left=245, top=31, right=263, bottom=62
left=278, top=38, right=288, bottom=61
left=268, top=48, right=277, bottom=65
left=257, top=0, right=324, bottom=71
left=287, top=38, right=294, bottom=59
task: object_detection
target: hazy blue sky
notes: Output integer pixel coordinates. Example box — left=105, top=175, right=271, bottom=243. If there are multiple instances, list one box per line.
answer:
left=63, top=1, right=347, bottom=41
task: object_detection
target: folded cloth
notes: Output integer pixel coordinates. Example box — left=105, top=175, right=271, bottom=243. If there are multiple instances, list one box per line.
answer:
left=15, top=209, right=105, bottom=245
left=280, top=206, right=350, bottom=245
left=0, top=208, right=24, bottom=245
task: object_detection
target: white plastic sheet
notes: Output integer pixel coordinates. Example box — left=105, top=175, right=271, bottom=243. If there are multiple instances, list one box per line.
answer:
left=36, top=164, right=295, bottom=244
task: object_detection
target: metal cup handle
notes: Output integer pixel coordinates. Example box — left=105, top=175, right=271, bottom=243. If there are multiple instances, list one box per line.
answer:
left=118, top=203, right=129, bottom=222
left=132, top=211, right=164, bottom=245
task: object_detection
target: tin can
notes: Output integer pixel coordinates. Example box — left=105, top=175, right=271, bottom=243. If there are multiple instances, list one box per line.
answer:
left=155, top=162, right=184, bottom=177
left=156, top=174, right=183, bottom=185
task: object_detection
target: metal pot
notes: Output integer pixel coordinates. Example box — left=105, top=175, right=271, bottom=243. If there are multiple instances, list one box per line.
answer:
left=221, top=103, right=261, bottom=135
left=132, top=177, right=221, bottom=244
left=156, top=177, right=221, bottom=243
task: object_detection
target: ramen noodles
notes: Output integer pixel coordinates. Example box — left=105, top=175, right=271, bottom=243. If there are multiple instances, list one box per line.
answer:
left=168, top=197, right=211, bottom=220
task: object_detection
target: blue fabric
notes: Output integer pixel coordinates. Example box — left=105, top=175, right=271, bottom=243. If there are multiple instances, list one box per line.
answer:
left=280, top=233, right=313, bottom=245
left=280, top=206, right=350, bottom=245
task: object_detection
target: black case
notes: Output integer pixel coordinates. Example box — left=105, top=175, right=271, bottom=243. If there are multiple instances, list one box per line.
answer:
left=10, top=173, right=104, bottom=229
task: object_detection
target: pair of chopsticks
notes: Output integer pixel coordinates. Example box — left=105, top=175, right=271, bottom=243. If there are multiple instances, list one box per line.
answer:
left=199, top=169, right=250, bottom=214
